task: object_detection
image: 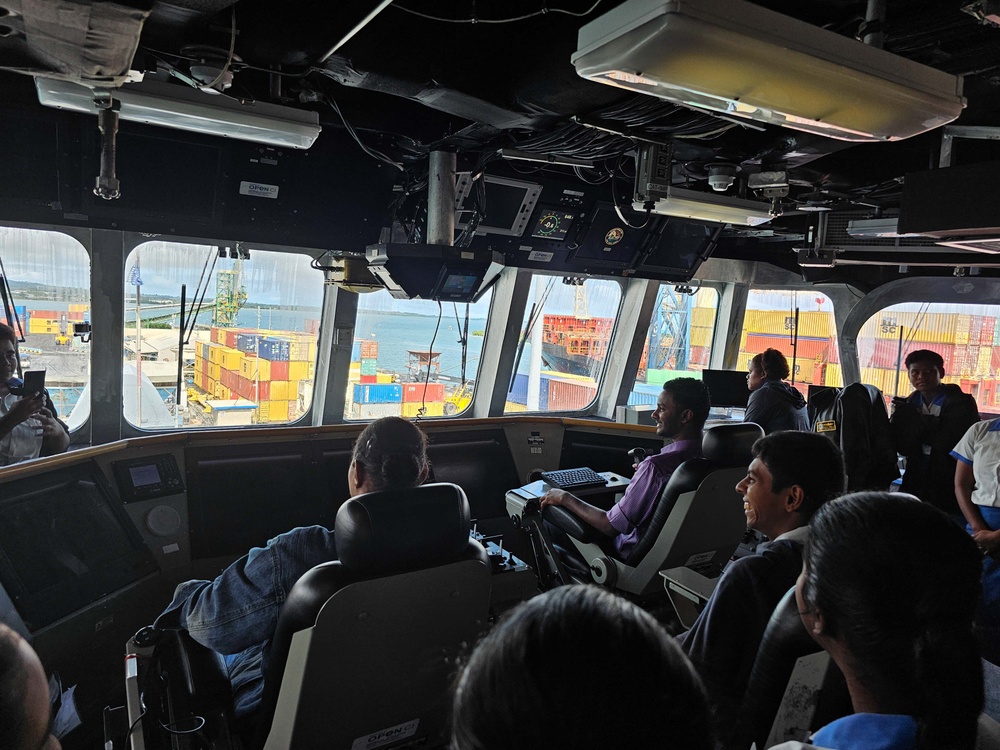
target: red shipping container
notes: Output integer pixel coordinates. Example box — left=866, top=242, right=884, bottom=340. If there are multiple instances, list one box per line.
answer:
left=402, top=383, right=445, bottom=402
left=689, top=345, right=710, bottom=367
left=235, top=375, right=249, bottom=398
left=360, top=340, right=379, bottom=358
left=359, top=374, right=378, bottom=384
left=991, top=347, right=1000, bottom=377
left=270, top=361, right=290, bottom=380
left=859, top=339, right=953, bottom=371
left=547, top=379, right=596, bottom=411
left=254, top=381, right=271, bottom=401
left=744, top=333, right=832, bottom=362
left=221, top=369, right=235, bottom=389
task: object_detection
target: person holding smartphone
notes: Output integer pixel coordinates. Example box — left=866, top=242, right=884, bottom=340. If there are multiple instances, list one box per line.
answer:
left=0, top=323, right=69, bottom=466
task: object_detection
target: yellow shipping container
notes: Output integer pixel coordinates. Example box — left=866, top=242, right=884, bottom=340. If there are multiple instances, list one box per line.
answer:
left=743, top=310, right=832, bottom=339
left=209, top=345, right=224, bottom=364
left=288, top=361, right=309, bottom=381
left=214, top=384, right=231, bottom=400
left=222, top=348, right=243, bottom=370
left=402, top=402, right=445, bottom=417
left=691, top=307, right=715, bottom=328
left=690, top=327, right=713, bottom=348
left=308, top=362, right=316, bottom=380
left=376, top=373, right=393, bottom=384
left=824, top=362, right=843, bottom=387
left=209, top=363, right=222, bottom=381
left=271, top=381, right=291, bottom=401
left=505, top=401, right=527, bottom=413
left=69, top=303, right=88, bottom=312
left=265, top=400, right=291, bottom=422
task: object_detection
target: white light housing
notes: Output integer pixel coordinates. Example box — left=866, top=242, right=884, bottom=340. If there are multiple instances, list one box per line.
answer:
left=637, top=186, right=773, bottom=226
left=572, top=0, right=965, bottom=142
left=36, top=78, right=321, bottom=149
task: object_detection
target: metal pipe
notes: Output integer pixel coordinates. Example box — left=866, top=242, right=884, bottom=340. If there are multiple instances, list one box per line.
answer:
left=427, top=150, right=456, bottom=246
left=177, top=284, right=186, bottom=428
left=318, top=0, right=395, bottom=63
left=94, top=104, right=121, bottom=200
left=863, top=0, right=886, bottom=49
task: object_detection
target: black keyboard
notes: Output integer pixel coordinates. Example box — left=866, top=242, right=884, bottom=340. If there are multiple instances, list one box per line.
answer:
left=540, top=467, right=608, bottom=491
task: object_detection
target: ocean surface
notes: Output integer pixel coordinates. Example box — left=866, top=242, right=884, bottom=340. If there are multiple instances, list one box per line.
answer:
left=355, top=313, right=491, bottom=380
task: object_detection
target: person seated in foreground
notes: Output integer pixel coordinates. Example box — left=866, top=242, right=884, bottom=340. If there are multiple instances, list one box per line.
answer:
left=744, top=348, right=809, bottom=433
left=154, top=416, right=429, bottom=717
left=775, top=491, right=999, bottom=750
left=0, top=623, right=60, bottom=750
left=890, top=348, right=979, bottom=518
left=0, top=322, right=69, bottom=466
left=676, top=431, right=846, bottom=743
left=540, top=377, right=709, bottom=561
left=450, top=584, right=713, bottom=750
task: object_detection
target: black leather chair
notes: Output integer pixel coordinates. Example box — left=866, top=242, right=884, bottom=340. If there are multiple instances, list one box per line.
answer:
left=252, top=482, right=493, bottom=750
left=537, top=422, right=763, bottom=597
left=728, top=587, right=850, bottom=750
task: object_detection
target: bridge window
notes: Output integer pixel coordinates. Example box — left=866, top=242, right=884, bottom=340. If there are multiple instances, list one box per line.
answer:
left=630, top=286, right=718, bottom=407
left=739, top=290, right=842, bottom=395
left=503, top=276, right=622, bottom=414
left=0, top=227, right=90, bottom=431
left=347, top=288, right=494, bottom=420
left=859, top=302, right=1000, bottom=414
left=123, top=242, right=322, bottom=429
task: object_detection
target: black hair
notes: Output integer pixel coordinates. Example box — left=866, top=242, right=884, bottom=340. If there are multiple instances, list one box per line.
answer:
left=905, top=349, right=946, bottom=377
left=750, top=348, right=790, bottom=381
left=352, top=416, right=429, bottom=491
left=801, top=492, right=983, bottom=750
left=752, top=431, right=845, bottom=518
left=450, top=585, right=713, bottom=750
left=0, top=624, right=30, bottom=750
left=0, top=324, right=15, bottom=349
left=662, top=377, right=711, bottom=426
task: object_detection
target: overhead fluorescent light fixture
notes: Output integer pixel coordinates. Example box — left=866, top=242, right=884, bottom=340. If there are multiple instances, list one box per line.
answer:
left=572, top=0, right=965, bottom=142
left=36, top=78, right=321, bottom=149
left=637, top=185, right=773, bottom=226
left=936, top=238, right=1000, bottom=254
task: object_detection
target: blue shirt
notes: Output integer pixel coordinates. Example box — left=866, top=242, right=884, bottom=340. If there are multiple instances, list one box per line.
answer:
left=812, top=714, right=917, bottom=750
left=155, top=525, right=340, bottom=717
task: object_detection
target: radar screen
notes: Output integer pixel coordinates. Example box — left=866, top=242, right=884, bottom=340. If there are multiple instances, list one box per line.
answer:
left=530, top=207, right=577, bottom=241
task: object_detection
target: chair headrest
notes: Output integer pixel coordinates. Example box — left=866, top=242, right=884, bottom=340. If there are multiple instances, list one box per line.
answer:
left=336, top=482, right=471, bottom=573
left=702, top=422, right=763, bottom=466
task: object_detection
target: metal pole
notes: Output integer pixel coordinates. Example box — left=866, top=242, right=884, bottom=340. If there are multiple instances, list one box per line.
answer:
left=176, top=285, right=186, bottom=428
left=894, top=326, right=905, bottom=397
left=790, top=308, right=800, bottom=385
left=863, top=0, right=885, bottom=49
left=427, top=151, right=456, bottom=246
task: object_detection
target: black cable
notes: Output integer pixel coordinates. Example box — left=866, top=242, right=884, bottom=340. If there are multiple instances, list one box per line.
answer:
left=159, top=715, right=207, bottom=734
left=418, top=302, right=444, bottom=418
left=126, top=710, right=146, bottom=745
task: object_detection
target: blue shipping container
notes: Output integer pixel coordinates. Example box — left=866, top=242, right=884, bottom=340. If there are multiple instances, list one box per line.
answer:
left=507, top=372, right=549, bottom=409
left=627, top=383, right=661, bottom=407
left=258, top=337, right=291, bottom=362
left=351, top=341, right=362, bottom=361
left=237, top=333, right=261, bottom=354
left=353, top=384, right=403, bottom=404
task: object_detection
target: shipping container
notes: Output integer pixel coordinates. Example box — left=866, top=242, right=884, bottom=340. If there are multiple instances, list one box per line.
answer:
left=349, top=402, right=402, bottom=420
left=507, top=372, right=550, bottom=409
left=271, top=381, right=292, bottom=401
left=857, top=339, right=954, bottom=371
left=360, top=340, right=379, bottom=359
left=745, top=333, right=833, bottom=362
left=237, top=333, right=261, bottom=354
left=258, top=337, right=291, bottom=362
left=547, top=378, right=597, bottom=411
left=222, top=348, right=243, bottom=371
left=401, top=402, right=445, bottom=418
left=402, top=383, right=446, bottom=403
left=375, top=373, right=393, bottom=384
left=360, top=359, right=377, bottom=376
left=627, top=383, right=661, bottom=407
left=353, top=383, right=403, bottom=404
left=359, top=374, right=377, bottom=384
left=270, top=361, right=290, bottom=380
left=288, top=361, right=309, bottom=381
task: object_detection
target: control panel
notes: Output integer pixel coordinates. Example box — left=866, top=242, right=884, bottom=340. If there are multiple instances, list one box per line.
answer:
left=112, top=454, right=185, bottom=503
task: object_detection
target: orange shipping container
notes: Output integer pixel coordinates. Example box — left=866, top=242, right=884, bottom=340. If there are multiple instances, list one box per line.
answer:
left=402, top=383, right=445, bottom=402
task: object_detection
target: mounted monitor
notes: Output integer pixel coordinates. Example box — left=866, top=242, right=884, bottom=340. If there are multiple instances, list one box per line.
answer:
left=634, top=219, right=722, bottom=281
left=702, top=369, right=750, bottom=409
left=569, top=202, right=646, bottom=268
left=366, top=243, right=504, bottom=302
left=455, top=174, right=542, bottom=237
left=0, top=461, right=157, bottom=632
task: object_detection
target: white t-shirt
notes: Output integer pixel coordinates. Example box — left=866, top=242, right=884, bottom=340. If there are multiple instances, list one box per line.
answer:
left=0, top=393, right=42, bottom=466
left=951, top=418, right=1000, bottom=509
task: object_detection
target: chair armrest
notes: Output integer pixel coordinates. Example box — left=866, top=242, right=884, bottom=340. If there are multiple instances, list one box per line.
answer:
left=542, top=505, right=607, bottom=544
left=156, top=630, right=232, bottom=707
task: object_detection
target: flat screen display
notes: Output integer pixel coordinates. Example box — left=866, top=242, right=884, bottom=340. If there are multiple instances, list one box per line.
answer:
left=129, top=464, right=161, bottom=487
left=570, top=203, right=644, bottom=267
left=0, top=462, right=157, bottom=631
left=637, top=218, right=720, bottom=279
left=530, top=207, right=577, bottom=241
left=702, top=369, right=751, bottom=409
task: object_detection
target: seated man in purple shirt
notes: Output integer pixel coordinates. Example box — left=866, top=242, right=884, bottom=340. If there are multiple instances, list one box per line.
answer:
left=541, top=377, right=710, bottom=561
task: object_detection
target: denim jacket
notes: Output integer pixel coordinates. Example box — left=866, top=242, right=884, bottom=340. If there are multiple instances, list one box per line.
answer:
left=155, top=525, right=339, bottom=716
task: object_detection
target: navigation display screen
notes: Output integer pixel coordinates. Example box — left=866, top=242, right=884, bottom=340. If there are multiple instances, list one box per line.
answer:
left=530, top=207, right=577, bottom=241
left=129, top=464, right=161, bottom=487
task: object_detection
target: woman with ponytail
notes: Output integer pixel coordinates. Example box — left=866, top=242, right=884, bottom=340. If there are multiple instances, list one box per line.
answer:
left=156, top=417, right=429, bottom=718
left=776, top=491, right=997, bottom=750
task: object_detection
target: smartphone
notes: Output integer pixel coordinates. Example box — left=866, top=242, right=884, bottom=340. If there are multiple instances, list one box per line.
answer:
left=13, top=370, right=46, bottom=397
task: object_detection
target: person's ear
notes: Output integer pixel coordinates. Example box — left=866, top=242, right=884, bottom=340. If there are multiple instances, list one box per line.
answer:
left=680, top=408, right=693, bottom=424
left=785, top=484, right=805, bottom=513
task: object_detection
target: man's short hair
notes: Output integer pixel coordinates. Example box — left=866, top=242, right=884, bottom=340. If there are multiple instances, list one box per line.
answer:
left=0, top=323, right=16, bottom=349
left=904, top=349, right=945, bottom=376
left=752, top=431, right=846, bottom=519
left=663, top=378, right=711, bottom=426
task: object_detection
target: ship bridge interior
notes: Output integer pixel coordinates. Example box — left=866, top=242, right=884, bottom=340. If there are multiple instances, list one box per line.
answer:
left=1, top=1, right=1000, bottom=748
